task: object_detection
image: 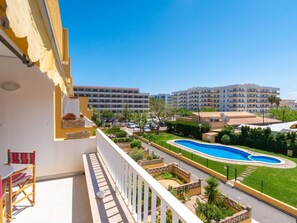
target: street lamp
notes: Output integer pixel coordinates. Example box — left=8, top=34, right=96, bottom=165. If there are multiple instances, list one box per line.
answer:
left=178, top=153, right=182, bottom=167
left=262, top=109, right=265, bottom=126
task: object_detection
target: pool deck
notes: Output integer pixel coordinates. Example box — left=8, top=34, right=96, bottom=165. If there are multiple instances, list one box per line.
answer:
left=167, top=139, right=296, bottom=169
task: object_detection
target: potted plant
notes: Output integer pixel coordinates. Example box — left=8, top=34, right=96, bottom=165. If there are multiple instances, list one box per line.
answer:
left=62, top=113, right=85, bottom=128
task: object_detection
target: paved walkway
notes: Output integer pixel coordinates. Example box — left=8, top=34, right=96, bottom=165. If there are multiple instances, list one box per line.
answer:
left=142, top=141, right=296, bottom=223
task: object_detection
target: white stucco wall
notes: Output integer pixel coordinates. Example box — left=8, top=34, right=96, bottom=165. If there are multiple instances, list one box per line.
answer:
left=0, top=50, right=96, bottom=178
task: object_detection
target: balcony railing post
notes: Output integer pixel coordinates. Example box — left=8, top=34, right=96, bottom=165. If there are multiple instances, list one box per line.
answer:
left=128, top=166, right=132, bottom=207
left=143, top=182, right=149, bottom=223
left=96, top=129, right=202, bottom=223
left=160, top=201, right=167, bottom=223
left=132, top=171, right=137, bottom=215
left=151, top=190, right=157, bottom=223
left=137, top=176, right=143, bottom=223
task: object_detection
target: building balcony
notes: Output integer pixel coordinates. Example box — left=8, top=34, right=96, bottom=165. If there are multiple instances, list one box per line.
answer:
left=6, top=129, right=202, bottom=223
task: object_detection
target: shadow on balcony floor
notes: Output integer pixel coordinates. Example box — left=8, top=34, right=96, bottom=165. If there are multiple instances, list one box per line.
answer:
left=84, top=152, right=135, bottom=223
left=8, top=175, right=92, bottom=223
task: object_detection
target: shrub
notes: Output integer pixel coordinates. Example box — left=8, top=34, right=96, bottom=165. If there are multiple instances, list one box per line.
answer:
left=105, top=127, right=120, bottom=134
left=113, top=137, right=133, bottom=143
left=115, top=130, right=127, bottom=138
left=221, top=135, right=230, bottom=145
left=62, top=113, right=76, bottom=120
left=129, top=148, right=144, bottom=161
left=165, top=121, right=210, bottom=139
left=146, top=152, right=159, bottom=160
left=130, top=140, right=141, bottom=149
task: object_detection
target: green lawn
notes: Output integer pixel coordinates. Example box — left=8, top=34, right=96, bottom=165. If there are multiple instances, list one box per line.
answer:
left=142, top=132, right=297, bottom=208
left=237, top=146, right=297, bottom=207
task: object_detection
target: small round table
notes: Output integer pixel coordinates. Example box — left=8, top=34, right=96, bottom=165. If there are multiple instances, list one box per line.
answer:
left=0, top=165, right=14, bottom=180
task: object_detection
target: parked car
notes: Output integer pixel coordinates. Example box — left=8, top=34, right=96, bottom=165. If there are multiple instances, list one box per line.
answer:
left=127, top=123, right=136, bottom=128
left=149, top=122, right=157, bottom=130
left=144, top=127, right=151, bottom=132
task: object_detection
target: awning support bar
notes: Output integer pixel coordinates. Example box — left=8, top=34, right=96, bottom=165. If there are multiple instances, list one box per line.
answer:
left=0, top=31, right=34, bottom=67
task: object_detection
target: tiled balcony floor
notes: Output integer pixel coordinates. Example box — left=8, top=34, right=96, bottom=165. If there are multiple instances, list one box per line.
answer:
left=8, top=175, right=92, bottom=223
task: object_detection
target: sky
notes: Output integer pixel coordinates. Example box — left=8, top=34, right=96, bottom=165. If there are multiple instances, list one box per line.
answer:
left=59, top=0, right=297, bottom=99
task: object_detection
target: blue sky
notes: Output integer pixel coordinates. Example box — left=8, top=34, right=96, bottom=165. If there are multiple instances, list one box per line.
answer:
left=60, top=0, right=297, bottom=99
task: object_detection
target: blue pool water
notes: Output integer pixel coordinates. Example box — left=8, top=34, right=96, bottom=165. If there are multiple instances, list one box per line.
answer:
left=174, top=140, right=281, bottom=164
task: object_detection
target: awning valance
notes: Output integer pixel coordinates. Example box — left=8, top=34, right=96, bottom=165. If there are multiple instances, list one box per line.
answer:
left=5, top=0, right=67, bottom=94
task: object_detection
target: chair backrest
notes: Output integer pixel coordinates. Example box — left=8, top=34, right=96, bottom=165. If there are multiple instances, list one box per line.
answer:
left=8, top=149, right=35, bottom=165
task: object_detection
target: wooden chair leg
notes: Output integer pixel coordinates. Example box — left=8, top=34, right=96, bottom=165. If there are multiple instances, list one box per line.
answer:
left=8, top=177, right=12, bottom=219
left=0, top=196, right=3, bottom=223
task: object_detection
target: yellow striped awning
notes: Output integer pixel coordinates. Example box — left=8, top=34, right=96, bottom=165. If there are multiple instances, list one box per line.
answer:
left=5, top=0, right=67, bottom=94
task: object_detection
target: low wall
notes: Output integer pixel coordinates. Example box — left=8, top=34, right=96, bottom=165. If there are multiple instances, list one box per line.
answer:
left=134, top=134, right=227, bottom=182
left=217, top=209, right=251, bottom=223
left=38, top=137, right=96, bottom=179
left=147, top=165, right=169, bottom=177
left=138, top=157, right=165, bottom=169
left=147, top=163, right=192, bottom=183
left=172, top=164, right=191, bottom=183
left=234, top=181, right=297, bottom=218
left=213, top=194, right=252, bottom=223
left=174, top=180, right=202, bottom=197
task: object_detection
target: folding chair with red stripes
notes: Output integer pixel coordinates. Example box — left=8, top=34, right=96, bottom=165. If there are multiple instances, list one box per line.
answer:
left=7, top=150, right=36, bottom=219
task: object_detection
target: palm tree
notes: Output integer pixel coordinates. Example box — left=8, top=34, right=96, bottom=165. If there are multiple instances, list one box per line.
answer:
left=204, top=176, right=220, bottom=205
left=275, top=97, right=281, bottom=108
left=267, top=95, right=277, bottom=108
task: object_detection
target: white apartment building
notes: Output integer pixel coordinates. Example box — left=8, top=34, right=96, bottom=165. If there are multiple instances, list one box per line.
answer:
left=74, top=85, right=149, bottom=113
left=172, top=84, right=280, bottom=113
left=150, top=93, right=172, bottom=105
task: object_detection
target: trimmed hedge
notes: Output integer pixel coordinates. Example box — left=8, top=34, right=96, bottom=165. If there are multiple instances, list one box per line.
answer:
left=115, top=131, right=127, bottom=138
left=218, top=125, right=289, bottom=155
left=113, top=137, right=133, bottom=143
left=165, top=121, right=210, bottom=140
left=131, top=140, right=142, bottom=149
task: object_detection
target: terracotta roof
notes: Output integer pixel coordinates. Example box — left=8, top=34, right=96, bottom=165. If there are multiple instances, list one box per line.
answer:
left=227, top=117, right=281, bottom=126
left=192, top=111, right=256, bottom=118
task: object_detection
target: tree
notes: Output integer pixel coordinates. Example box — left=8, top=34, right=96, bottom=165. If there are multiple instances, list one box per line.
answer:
left=150, top=98, right=174, bottom=135
left=199, top=108, right=218, bottom=112
left=133, top=111, right=148, bottom=133
left=123, top=104, right=131, bottom=122
left=173, top=108, right=192, bottom=117
left=101, top=110, right=114, bottom=121
left=204, top=176, right=220, bottom=205
left=90, top=107, right=101, bottom=126
left=275, top=97, right=281, bottom=108
left=270, top=107, right=297, bottom=122
left=267, top=95, right=277, bottom=108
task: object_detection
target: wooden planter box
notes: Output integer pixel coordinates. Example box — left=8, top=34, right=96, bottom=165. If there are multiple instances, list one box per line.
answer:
left=62, top=119, right=85, bottom=128
left=66, top=131, right=90, bottom=140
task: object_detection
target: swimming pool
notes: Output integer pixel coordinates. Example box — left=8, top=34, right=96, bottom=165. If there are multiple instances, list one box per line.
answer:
left=173, top=140, right=282, bottom=164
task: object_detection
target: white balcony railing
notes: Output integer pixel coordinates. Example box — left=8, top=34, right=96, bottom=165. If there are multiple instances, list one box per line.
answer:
left=96, top=129, right=202, bottom=223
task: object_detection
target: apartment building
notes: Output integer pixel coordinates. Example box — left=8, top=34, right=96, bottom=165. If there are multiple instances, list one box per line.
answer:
left=150, top=93, right=172, bottom=105
left=172, top=84, right=280, bottom=113
left=280, top=99, right=297, bottom=110
left=74, top=85, right=149, bottom=113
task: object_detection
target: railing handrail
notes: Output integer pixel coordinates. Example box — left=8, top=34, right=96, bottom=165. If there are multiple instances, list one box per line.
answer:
left=97, top=129, right=202, bottom=223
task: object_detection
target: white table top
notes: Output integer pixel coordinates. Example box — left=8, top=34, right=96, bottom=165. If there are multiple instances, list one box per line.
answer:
left=0, top=165, right=14, bottom=180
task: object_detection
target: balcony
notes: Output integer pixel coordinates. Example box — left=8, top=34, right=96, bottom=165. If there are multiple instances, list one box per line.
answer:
left=5, top=129, right=202, bottom=223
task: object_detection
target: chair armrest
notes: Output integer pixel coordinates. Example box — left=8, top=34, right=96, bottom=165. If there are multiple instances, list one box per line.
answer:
left=12, top=165, right=35, bottom=175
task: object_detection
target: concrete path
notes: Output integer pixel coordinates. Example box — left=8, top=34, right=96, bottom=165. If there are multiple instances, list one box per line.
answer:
left=142, top=141, right=296, bottom=223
